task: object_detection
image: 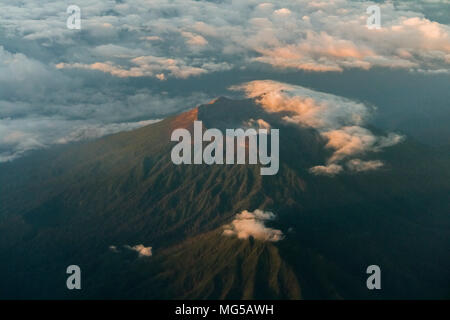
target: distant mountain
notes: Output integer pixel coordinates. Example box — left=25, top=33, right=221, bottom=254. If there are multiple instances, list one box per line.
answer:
left=0, top=97, right=449, bottom=299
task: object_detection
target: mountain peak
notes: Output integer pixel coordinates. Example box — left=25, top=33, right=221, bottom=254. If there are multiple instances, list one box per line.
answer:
left=170, top=107, right=199, bottom=131
left=206, top=96, right=231, bottom=105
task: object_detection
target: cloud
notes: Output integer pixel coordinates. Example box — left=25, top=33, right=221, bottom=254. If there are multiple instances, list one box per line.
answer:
left=323, top=128, right=405, bottom=163
left=0, top=43, right=208, bottom=162
left=243, top=118, right=271, bottom=130
left=248, top=3, right=450, bottom=73
left=124, top=244, right=153, bottom=257
left=56, top=57, right=231, bottom=79
left=323, top=127, right=375, bottom=160
left=376, top=133, right=406, bottom=150
left=0, top=88, right=204, bottom=162
left=2, top=0, right=448, bottom=79
left=253, top=31, right=376, bottom=72
left=274, top=8, right=292, bottom=16
left=323, top=126, right=394, bottom=163
left=0, top=46, right=68, bottom=100
left=232, top=80, right=404, bottom=174
left=181, top=31, right=208, bottom=46
left=346, top=159, right=384, bottom=172
left=309, top=164, right=344, bottom=176
left=0, top=129, right=45, bottom=162
left=223, top=209, right=284, bottom=242
left=0, top=117, right=161, bottom=162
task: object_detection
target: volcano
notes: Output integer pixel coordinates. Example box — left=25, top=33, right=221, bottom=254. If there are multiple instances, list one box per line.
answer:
left=0, top=97, right=449, bottom=299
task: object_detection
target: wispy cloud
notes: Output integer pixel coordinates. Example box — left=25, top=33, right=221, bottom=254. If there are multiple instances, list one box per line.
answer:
left=2, top=1, right=448, bottom=80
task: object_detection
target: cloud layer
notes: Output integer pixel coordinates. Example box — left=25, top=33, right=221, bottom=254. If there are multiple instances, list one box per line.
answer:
left=2, top=1, right=449, bottom=82
left=5, top=1, right=449, bottom=76
left=223, top=209, right=284, bottom=242
left=0, top=42, right=207, bottom=161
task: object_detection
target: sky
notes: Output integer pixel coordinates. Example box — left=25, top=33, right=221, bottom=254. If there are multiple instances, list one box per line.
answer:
left=0, top=0, right=449, bottom=162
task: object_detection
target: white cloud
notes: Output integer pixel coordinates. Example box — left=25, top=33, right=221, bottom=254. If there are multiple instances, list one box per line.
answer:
left=0, top=129, right=45, bottom=162
left=56, top=57, right=231, bottom=80
left=323, top=128, right=404, bottom=163
left=0, top=117, right=161, bottom=162
left=248, top=3, right=450, bottom=73
left=3, top=0, right=448, bottom=79
left=274, top=8, right=291, bottom=16
left=181, top=31, right=208, bottom=46
left=223, top=209, right=284, bottom=242
left=244, top=118, right=271, bottom=130
left=376, top=133, right=406, bottom=151
left=56, top=119, right=162, bottom=144
left=323, top=126, right=379, bottom=163
left=0, top=46, right=67, bottom=99
left=231, top=80, right=368, bottom=131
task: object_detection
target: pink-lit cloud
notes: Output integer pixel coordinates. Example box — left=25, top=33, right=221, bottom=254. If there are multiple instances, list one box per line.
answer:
left=233, top=80, right=404, bottom=175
